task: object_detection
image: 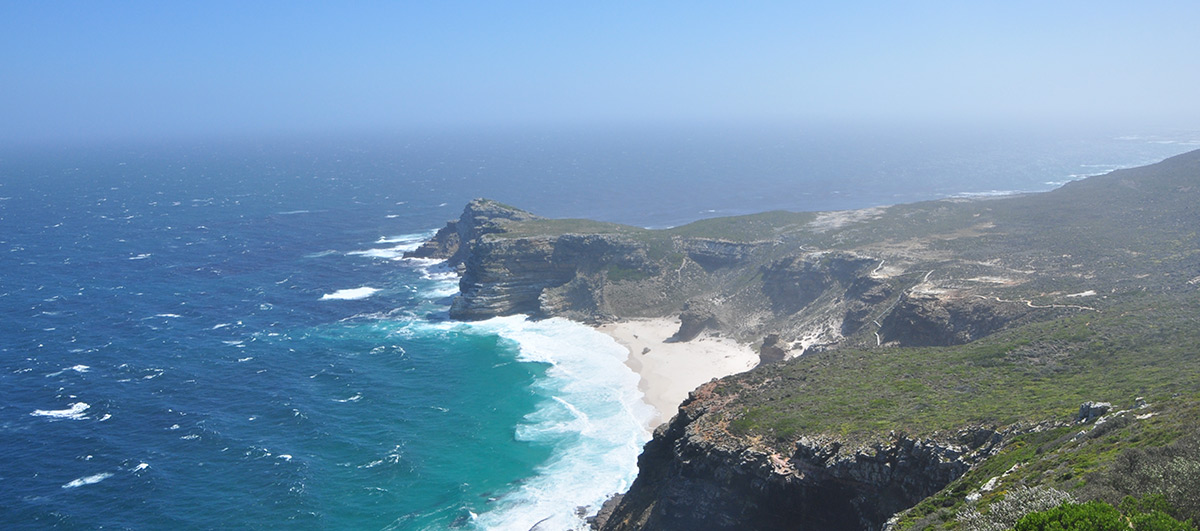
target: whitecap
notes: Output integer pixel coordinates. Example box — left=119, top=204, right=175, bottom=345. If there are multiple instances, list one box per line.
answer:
left=154, top=313, right=182, bottom=319
left=132, top=463, right=150, bottom=472
left=128, top=253, right=151, bottom=260
left=62, top=472, right=113, bottom=489
left=464, top=316, right=655, bottom=531
left=347, top=231, right=436, bottom=260
left=333, top=393, right=363, bottom=403
left=31, top=402, right=90, bottom=420
left=320, top=287, right=381, bottom=301
left=212, top=323, right=232, bottom=330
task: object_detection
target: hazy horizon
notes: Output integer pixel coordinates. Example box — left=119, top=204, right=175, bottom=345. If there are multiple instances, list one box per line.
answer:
left=4, top=2, right=1199, bottom=147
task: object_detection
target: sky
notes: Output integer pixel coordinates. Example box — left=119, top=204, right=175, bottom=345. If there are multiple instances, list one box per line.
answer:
left=3, top=1, right=1199, bottom=145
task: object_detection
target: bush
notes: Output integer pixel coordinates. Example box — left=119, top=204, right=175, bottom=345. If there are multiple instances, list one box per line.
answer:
left=1013, top=497, right=1198, bottom=531
left=1013, top=501, right=1125, bottom=531
left=1128, top=510, right=1198, bottom=531
left=1087, top=433, right=1200, bottom=522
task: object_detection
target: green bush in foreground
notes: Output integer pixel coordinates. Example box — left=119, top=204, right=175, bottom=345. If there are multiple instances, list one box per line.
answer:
left=1013, top=501, right=1126, bottom=531
left=1014, top=497, right=1197, bottom=531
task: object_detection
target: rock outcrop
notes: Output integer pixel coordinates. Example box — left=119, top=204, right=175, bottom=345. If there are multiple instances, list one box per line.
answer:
left=404, top=198, right=540, bottom=269
left=669, top=301, right=723, bottom=342
left=594, top=382, right=1010, bottom=531
left=450, top=233, right=653, bottom=320
left=877, top=291, right=1032, bottom=347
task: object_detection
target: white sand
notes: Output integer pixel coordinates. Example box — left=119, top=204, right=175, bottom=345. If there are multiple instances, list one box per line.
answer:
left=596, top=318, right=759, bottom=428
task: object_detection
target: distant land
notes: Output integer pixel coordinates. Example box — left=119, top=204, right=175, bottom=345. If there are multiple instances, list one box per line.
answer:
left=413, top=149, right=1200, bottom=530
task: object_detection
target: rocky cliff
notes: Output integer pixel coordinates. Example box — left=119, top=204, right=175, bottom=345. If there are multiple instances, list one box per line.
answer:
left=593, top=382, right=1011, bottom=531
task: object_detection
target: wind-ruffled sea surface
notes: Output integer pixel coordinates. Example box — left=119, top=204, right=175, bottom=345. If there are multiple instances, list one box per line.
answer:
left=1, top=125, right=1195, bottom=529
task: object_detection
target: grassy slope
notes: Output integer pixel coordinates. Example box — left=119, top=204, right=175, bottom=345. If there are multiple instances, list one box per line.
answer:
left=721, top=289, right=1200, bottom=445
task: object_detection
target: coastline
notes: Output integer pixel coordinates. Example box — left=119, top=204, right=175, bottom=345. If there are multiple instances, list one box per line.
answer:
left=596, top=318, right=760, bottom=428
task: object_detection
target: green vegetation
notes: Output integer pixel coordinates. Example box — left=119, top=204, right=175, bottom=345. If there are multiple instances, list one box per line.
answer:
left=1014, top=500, right=1127, bottom=531
left=498, top=217, right=647, bottom=238
left=895, top=401, right=1200, bottom=529
left=1014, top=497, right=1197, bottom=531
left=605, top=264, right=653, bottom=283
left=666, top=210, right=814, bottom=242
left=723, top=291, right=1200, bottom=447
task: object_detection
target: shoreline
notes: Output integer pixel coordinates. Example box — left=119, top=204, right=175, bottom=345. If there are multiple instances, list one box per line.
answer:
left=596, top=318, right=760, bottom=428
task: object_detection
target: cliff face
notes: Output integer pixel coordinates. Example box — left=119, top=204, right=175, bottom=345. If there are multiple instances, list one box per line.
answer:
left=448, top=233, right=652, bottom=320
left=404, top=198, right=540, bottom=268
left=595, top=382, right=1009, bottom=531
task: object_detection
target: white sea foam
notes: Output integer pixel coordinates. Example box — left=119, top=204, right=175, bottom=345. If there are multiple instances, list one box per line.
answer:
left=31, top=402, right=91, bottom=420
left=461, top=316, right=654, bottom=531
left=62, top=472, right=113, bottom=489
left=320, top=287, right=381, bottom=300
left=333, top=393, right=363, bottom=403
left=347, top=231, right=435, bottom=260
left=45, top=364, right=90, bottom=377
left=128, top=253, right=151, bottom=260
left=953, top=189, right=1027, bottom=198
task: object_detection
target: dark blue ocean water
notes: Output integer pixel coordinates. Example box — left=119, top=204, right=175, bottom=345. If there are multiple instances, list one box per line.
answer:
left=0, top=125, right=1195, bottom=529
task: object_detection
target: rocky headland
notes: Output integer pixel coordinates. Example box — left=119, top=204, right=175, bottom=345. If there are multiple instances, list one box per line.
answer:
left=409, top=150, right=1200, bottom=530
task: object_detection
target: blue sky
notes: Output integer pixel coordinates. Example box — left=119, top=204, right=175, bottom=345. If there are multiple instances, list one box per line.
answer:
left=3, top=1, right=1198, bottom=144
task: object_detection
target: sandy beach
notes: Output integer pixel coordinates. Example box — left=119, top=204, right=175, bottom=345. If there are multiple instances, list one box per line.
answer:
left=597, top=318, right=760, bottom=428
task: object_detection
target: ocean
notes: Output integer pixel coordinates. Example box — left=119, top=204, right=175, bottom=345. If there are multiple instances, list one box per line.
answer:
left=1, top=124, right=1195, bottom=529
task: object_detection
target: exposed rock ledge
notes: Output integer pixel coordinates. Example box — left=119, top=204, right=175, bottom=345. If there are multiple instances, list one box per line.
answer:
left=592, top=382, right=1015, bottom=531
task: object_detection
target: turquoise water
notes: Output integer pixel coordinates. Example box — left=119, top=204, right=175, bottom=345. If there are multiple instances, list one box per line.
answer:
left=0, top=126, right=1195, bottom=529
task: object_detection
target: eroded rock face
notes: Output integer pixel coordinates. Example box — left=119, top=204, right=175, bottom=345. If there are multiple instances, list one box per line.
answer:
left=682, top=238, right=766, bottom=270
left=595, top=383, right=1009, bottom=531
left=670, top=301, right=723, bottom=342
left=760, top=252, right=878, bottom=314
left=758, top=333, right=788, bottom=363
left=404, top=198, right=540, bottom=267
left=449, top=233, right=653, bottom=320
left=878, top=292, right=1031, bottom=347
